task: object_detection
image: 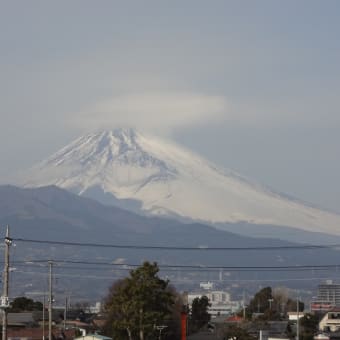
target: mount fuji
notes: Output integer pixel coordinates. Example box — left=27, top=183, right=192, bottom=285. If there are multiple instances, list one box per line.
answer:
left=19, top=128, right=340, bottom=237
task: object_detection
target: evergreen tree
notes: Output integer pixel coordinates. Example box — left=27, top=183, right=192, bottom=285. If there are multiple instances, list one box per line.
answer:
left=9, top=297, right=43, bottom=312
left=248, top=287, right=273, bottom=314
left=189, top=296, right=211, bottom=333
left=299, top=313, right=319, bottom=340
left=103, top=262, right=178, bottom=340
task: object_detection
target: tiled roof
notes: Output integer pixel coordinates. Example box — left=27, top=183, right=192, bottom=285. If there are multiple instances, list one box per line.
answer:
left=0, top=313, right=35, bottom=326
left=225, top=315, right=243, bottom=322
left=8, top=327, right=76, bottom=340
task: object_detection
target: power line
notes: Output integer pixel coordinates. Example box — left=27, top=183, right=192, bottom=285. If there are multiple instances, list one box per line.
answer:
left=12, top=237, right=340, bottom=251
left=11, top=270, right=340, bottom=283
left=7, top=258, right=340, bottom=272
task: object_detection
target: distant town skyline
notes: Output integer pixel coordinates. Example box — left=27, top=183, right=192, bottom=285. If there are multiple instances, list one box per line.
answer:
left=1, top=1, right=340, bottom=213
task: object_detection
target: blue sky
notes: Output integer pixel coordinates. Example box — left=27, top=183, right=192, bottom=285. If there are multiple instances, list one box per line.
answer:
left=1, top=0, right=340, bottom=212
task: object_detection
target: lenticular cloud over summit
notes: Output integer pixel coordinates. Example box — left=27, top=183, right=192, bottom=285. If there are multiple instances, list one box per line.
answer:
left=73, top=92, right=227, bottom=133
left=20, top=128, right=340, bottom=236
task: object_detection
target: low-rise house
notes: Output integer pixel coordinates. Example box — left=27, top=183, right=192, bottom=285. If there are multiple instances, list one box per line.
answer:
left=91, top=314, right=107, bottom=330
left=287, top=311, right=305, bottom=321
left=74, top=334, right=112, bottom=340
left=314, top=333, right=330, bottom=339
left=7, top=327, right=76, bottom=340
left=187, top=331, right=217, bottom=339
left=261, top=323, right=288, bottom=339
left=212, top=318, right=289, bottom=340
left=6, top=312, right=37, bottom=328
left=225, top=315, right=243, bottom=323
left=319, top=309, right=340, bottom=332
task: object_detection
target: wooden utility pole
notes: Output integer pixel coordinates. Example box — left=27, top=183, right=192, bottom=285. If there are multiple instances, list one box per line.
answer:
left=43, top=295, right=45, bottom=340
left=154, top=325, right=167, bottom=340
left=63, top=296, right=68, bottom=330
left=48, top=261, right=53, bottom=340
left=296, top=293, right=300, bottom=340
left=1, top=226, right=12, bottom=340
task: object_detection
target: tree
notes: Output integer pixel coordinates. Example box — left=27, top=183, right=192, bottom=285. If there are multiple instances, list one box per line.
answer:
left=247, top=287, right=273, bottom=315
left=286, top=298, right=304, bottom=312
left=9, top=297, right=43, bottom=312
left=272, top=287, right=289, bottom=314
left=103, top=262, right=179, bottom=340
left=299, top=313, right=319, bottom=340
left=189, top=296, right=211, bottom=333
left=246, top=287, right=304, bottom=321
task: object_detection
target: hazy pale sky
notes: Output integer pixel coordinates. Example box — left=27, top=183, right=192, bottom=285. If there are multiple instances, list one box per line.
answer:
left=1, top=0, right=340, bottom=213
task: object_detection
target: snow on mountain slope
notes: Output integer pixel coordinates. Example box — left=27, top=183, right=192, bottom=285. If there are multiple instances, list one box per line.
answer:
left=20, top=128, right=340, bottom=236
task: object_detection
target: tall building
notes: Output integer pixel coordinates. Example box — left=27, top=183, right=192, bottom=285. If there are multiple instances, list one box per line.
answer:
left=311, top=281, right=340, bottom=311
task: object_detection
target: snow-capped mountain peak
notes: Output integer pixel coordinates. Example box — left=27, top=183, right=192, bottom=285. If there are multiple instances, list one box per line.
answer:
left=46, top=129, right=169, bottom=169
left=20, top=128, right=340, bottom=236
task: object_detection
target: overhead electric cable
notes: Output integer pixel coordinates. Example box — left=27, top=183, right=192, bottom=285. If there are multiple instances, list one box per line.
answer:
left=12, top=238, right=340, bottom=251
left=11, top=270, right=340, bottom=283
left=7, top=259, right=340, bottom=272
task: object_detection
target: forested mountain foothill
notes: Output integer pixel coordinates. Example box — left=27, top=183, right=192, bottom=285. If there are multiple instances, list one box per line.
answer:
left=0, top=185, right=339, bottom=300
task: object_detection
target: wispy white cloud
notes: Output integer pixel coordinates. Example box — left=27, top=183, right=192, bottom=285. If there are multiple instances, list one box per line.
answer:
left=73, top=92, right=228, bottom=134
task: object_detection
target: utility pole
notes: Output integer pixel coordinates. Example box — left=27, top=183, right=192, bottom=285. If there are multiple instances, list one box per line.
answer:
left=63, top=296, right=68, bottom=330
left=1, top=226, right=12, bottom=340
left=48, top=261, right=53, bottom=340
left=296, top=293, right=300, bottom=340
left=268, top=298, right=273, bottom=310
left=154, top=325, right=167, bottom=340
left=242, top=291, right=246, bottom=319
left=43, top=295, right=45, bottom=340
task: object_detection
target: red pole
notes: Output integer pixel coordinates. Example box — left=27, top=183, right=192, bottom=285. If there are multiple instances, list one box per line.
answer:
left=181, top=311, right=187, bottom=340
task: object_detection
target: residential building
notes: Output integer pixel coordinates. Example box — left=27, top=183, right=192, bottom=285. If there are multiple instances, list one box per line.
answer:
left=287, top=311, right=305, bottom=321
left=187, top=291, right=240, bottom=318
left=312, top=281, right=340, bottom=312
left=314, top=334, right=330, bottom=340
left=200, top=282, right=214, bottom=290
left=74, top=334, right=112, bottom=340
left=319, top=308, right=340, bottom=332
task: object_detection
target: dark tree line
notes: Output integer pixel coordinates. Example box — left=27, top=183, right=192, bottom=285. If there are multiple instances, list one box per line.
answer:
left=246, top=286, right=304, bottom=320
left=9, top=296, right=43, bottom=312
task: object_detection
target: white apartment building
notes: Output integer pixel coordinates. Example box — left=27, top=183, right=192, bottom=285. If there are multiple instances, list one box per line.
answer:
left=187, top=290, right=240, bottom=318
